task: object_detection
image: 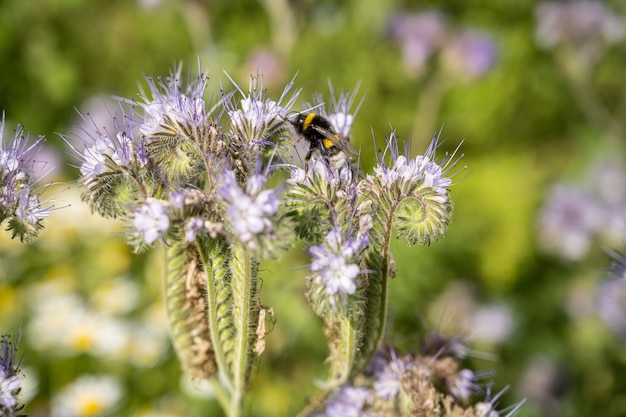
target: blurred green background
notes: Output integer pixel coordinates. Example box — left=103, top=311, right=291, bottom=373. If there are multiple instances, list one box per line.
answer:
left=2, top=0, right=626, bottom=416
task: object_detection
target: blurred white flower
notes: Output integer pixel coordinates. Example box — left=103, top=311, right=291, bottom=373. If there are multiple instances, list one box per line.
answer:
left=51, top=375, right=123, bottom=417
left=469, top=304, right=515, bottom=345
left=91, top=277, right=141, bottom=315
left=126, top=323, right=169, bottom=367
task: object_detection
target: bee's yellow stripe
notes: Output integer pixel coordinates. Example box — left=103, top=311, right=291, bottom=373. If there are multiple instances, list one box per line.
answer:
left=302, top=113, right=317, bottom=131
left=322, top=138, right=334, bottom=149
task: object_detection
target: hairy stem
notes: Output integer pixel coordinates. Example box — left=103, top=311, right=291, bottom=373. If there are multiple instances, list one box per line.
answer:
left=195, top=237, right=234, bottom=396
left=229, top=241, right=259, bottom=416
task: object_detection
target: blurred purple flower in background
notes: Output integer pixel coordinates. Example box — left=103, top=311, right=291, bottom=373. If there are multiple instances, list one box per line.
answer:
left=388, top=10, right=498, bottom=80
left=597, top=254, right=626, bottom=339
left=538, top=184, right=605, bottom=261
left=535, top=1, right=624, bottom=63
left=538, top=160, right=626, bottom=261
left=387, top=11, right=448, bottom=75
left=442, top=31, right=498, bottom=80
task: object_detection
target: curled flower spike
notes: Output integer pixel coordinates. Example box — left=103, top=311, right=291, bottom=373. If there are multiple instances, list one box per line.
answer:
left=0, top=114, right=52, bottom=242
left=373, top=131, right=459, bottom=200
left=364, top=131, right=462, bottom=247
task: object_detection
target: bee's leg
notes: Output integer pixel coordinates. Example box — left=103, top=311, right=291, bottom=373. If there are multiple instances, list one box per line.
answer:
left=305, top=148, right=313, bottom=161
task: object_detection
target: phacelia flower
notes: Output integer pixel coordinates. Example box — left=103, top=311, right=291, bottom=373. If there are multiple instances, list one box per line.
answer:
left=219, top=171, right=280, bottom=248
left=0, top=369, right=20, bottom=414
left=138, top=67, right=209, bottom=138
left=0, top=331, right=23, bottom=416
left=66, top=111, right=146, bottom=185
left=228, top=97, right=286, bottom=143
left=373, top=133, right=457, bottom=200
left=373, top=349, right=411, bottom=400
left=0, top=114, right=52, bottom=242
left=309, top=227, right=369, bottom=306
left=449, top=368, right=477, bottom=401
left=225, top=73, right=299, bottom=145
left=185, top=217, right=205, bottom=242
left=324, top=385, right=370, bottom=417
left=133, top=198, right=170, bottom=244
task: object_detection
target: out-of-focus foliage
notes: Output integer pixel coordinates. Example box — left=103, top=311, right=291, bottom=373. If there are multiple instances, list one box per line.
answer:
left=2, top=0, right=626, bottom=416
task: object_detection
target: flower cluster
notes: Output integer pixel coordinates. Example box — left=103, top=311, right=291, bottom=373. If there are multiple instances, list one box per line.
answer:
left=0, top=115, right=52, bottom=242
left=372, top=132, right=455, bottom=200
left=388, top=11, right=497, bottom=80
left=317, top=336, right=523, bottom=417
left=62, top=65, right=479, bottom=417
left=219, top=170, right=282, bottom=253
left=308, top=226, right=369, bottom=309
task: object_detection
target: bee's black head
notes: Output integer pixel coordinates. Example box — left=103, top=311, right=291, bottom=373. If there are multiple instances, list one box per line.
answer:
left=286, top=112, right=306, bottom=132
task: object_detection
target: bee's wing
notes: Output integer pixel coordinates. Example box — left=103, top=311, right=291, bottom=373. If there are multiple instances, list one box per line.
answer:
left=310, top=125, right=356, bottom=155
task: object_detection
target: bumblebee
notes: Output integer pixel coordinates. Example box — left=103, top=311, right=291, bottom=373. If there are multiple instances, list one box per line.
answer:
left=289, top=113, right=355, bottom=169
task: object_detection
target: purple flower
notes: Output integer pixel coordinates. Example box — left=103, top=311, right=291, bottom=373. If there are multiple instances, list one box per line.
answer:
left=133, top=198, right=170, bottom=244
left=449, top=368, right=477, bottom=401
left=66, top=112, right=145, bottom=184
left=327, top=112, right=354, bottom=141
left=443, top=31, right=498, bottom=80
left=138, top=67, right=209, bottom=137
left=373, top=349, right=411, bottom=400
left=388, top=11, right=448, bottom=75
left=0, top=331, right=23, bottom=414
left=535, top=2, right=623, bottom=63
left=373, top=133, right=458, bottom=200
left=0, top=115, right=52, bottom=240
left=309, top=227, right=369, bottom=305
left=224, top=73, right=299, bottom=144
left=219, top=171, right=280, bottom=246
left=228, top=97, right=286, bottom=142
left=0, top=369, right=20, bottom=412
left=324, top=385, right=370, bottom=417
left=538, top=184, right=604, bottom=260
left=185, top=217, right=205, bottom=242
left=597, top=254, right=626, bottom=339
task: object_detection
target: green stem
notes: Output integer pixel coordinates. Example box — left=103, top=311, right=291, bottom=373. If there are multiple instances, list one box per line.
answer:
left=351, top=202, right=394, bottom=376
left=195, top=237, right=234, bottom=395
left=210, top=377, right=232, bottom=417
left=325, top=316, right=358, bottom=386
left=412, top=73, right=450, bottom=154
left=230, top=242, right=259, bottom=417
